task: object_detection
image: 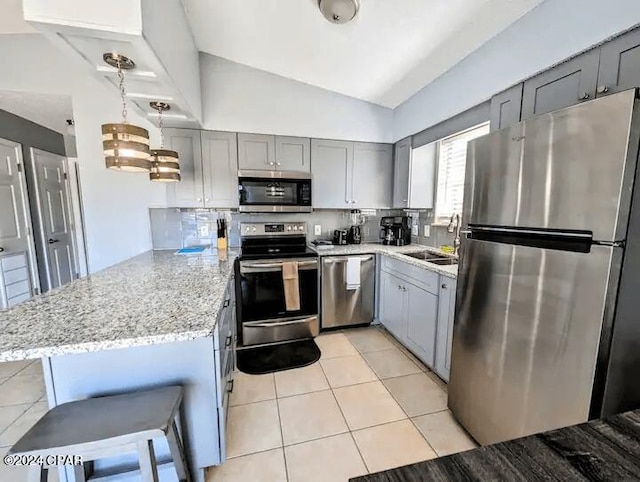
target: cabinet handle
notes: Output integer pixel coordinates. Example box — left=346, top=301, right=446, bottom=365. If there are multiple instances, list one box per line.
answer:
left=0, top=247, right=4, bottom=253
left=579, top=92, right=590, bottom=101
left=225, top=335, right=232, bottom=347
left=442, top=283, right=447, bottom=289
left=227, top=379, right=234, bottom=393
left=269, top=162, right=275, bottom=166
left=223, top=299, right=230, bottom=308
left=205, top=197, right=210, bottom=202
left=402, top=286, right=407, bottom=292
left=597, top=85, right=610, bottom=95
left=276, top=162, right=281, bottom=166
left=197, top=197, right=202, bottom=202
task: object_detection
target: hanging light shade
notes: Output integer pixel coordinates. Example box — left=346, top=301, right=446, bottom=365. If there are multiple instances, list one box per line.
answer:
left=101, top=53, right=151, bottom=172
left=149, top=101, right=180, bottom=182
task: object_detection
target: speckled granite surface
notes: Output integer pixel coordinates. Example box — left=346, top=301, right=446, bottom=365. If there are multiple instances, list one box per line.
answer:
left=0, top=250, right=237, bottom=362
left=310, top=243, right=458, bottom=278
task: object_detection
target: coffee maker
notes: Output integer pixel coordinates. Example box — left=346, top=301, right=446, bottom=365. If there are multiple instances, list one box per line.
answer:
left=379, top=216, right=412, bottom=246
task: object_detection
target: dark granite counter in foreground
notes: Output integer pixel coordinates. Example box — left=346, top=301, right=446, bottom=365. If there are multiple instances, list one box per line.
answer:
left=352, top=410, right=640, bottom=481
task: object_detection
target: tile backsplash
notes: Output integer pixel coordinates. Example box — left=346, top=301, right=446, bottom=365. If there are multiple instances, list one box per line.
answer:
left=149, top=208, right=406, bottom=250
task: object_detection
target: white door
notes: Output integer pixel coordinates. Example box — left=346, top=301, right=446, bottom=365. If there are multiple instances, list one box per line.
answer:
left=30, top=149, right=77, bottom=290
left=0, top=138, right=36, bottom=308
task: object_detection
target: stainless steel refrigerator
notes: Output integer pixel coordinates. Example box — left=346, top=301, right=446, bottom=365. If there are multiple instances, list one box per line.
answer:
left=448, top=88, right=640, bottom=446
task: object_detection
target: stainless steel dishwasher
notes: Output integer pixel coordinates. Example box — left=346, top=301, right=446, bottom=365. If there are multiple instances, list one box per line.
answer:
left=321, top=255, right=375, bottom=329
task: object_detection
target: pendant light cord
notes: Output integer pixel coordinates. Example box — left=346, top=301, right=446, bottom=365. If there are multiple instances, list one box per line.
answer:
left=117, top=61, right=128, bottom=124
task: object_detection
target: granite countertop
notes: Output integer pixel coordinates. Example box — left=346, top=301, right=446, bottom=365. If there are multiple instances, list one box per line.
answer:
left=309, top=243, right=458, bottom=278
left=0, top=249, right=237, bottom=362
left=352, top=409, right=640, bottom=481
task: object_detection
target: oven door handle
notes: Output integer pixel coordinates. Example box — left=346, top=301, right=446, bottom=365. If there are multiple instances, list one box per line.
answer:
left=245, top=316, right=318, bottom=328
left=240, top=259, right=318, bottom=273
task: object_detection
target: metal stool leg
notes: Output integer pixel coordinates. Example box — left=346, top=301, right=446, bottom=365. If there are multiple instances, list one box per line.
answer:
left=137, top=440, right=159, bottom=482
left=27, top=465, right=47, bottom=482
left=167, top=421, right=192, bottom=482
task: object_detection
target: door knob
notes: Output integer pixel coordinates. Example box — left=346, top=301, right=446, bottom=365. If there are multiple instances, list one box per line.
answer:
left=48, top=239, right=59, bottom=244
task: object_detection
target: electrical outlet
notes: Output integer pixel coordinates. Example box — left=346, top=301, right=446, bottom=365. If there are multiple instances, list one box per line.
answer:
left=314, top=225, right=322, bottom=236
left=423, top=225, right=431, bottom=237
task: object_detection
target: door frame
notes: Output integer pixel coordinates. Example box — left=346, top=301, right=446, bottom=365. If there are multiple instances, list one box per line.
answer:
left=0, top=137, right=40, bottom=298
left=28, top=147, right=80, bottom=291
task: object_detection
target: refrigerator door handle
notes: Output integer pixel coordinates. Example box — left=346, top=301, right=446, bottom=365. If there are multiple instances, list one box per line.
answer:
left=467, top=225, right=593, bottom=253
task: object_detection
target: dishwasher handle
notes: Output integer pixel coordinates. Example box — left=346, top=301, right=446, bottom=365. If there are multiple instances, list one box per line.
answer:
left=323, top=255, right=375, bottom=264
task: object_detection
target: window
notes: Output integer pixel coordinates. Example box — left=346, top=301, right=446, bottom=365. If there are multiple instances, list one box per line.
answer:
left=434, top=122, right=490, bottom=223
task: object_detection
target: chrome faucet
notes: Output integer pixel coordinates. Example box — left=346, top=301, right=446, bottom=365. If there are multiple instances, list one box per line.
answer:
left=447, top=213, right=461, bottom=255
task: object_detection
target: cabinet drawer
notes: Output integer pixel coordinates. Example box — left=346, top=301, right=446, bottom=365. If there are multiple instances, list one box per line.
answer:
left=381, top=256, right=439, bottom=294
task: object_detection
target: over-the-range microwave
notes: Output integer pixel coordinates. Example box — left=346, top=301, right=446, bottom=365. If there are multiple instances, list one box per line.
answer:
left=237, top=170, right=312, bottom=213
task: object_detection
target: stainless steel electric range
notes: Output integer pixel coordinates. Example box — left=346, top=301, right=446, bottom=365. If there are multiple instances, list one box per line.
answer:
left=235, top=222, right=319, bottom=348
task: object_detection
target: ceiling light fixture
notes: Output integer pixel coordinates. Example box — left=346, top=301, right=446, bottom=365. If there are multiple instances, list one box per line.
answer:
left=101, top=53, right=151, bottom=173
left=149, top=101, right=180, bottom=183
left=318, top=0, right=359, bottom=24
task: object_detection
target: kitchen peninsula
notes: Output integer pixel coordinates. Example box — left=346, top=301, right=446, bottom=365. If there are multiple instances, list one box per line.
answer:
left=0, top=250, right=238, bottom=482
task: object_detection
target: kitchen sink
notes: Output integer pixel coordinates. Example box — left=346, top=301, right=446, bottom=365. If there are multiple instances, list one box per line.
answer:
left=404, top=251, right=458, bottom=266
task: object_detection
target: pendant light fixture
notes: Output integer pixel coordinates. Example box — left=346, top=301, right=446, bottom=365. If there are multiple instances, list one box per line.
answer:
left=101, top=53, right=151, bottom=172
left=149, top=102, right=181, bottom=182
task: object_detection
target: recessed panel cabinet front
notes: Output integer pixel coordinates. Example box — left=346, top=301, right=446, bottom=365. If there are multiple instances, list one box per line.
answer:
left=379, top=270, right=406, bottom=342
left=201, top=131, right=239, bottom=208
left=352, top=142, right=393, bottom=208
left=405, top=283, right=438, bottom=368
left=237, top=133, right=275, bottom=171
left=598, top=28, right=640, bottom=96
left=165, top=128, right=205, bottom=208
left=275, top=136, right=311, bottom=173
left=311, top=139, right=352, bottom=209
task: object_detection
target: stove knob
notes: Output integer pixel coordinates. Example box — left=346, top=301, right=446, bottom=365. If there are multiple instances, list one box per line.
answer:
left=245, top=226, right=250, bottom=232
left=252, top=227, right=256, bottom=232
left=287, top=226, right=292, bottom=231
left=293, top=226, right=298, bottom=231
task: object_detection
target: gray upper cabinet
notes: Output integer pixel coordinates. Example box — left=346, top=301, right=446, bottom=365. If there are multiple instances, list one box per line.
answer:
left=275, top=136, right=311, bottom=173
left=237, top=133, right=275, bottom=171
left=311, top=139, right=352, bottom=209
left=201, top=131, right=239, bottom=209
left=352, top=142, right=393, bottom=208
left=165, top=128, right=205, bottom=208
left=521, top=49, right=600, bottom=120
left=393, top=137, right=411, bottom=208
left=393, top=138, right=435, bottom=209
left=435, top=277, right=457, bottom=382
left=490, top=84, right=523, bottom=131
left=598, top=28, right=640, bottom=96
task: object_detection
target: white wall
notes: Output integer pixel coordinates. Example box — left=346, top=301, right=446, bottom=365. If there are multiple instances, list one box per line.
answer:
left=394, top=0, right=640, bottom=140
left=0, top=34, right=164, bottom=273
left=200, top=54, right=394, bottom=143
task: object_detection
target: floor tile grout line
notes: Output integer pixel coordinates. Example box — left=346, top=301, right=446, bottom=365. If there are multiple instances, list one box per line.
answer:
left=274, top=397, right=290, bottom=482
left=317, top=352, right=370, bottom=475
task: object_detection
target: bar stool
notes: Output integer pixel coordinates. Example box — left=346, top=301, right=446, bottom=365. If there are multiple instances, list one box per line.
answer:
left=7, top=385, right=191, bottom=482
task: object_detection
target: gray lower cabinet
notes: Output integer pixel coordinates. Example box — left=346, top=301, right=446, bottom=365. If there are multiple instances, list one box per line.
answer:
left=275, top=136, right=311, bottom=173
left=598, top=28, right=640, bottom=96
left=490, top=84, right=523, bottom=131
left=237, top=133, right=276, bottom=171
left=404, top=282, right=438, bottom=367
left=201, top=131, right=239, bottom=208
left=165, top=128, right=205, bottom=208
left=352, top=142, right=393, bottom=208
left=392, top=137, right=411, bottom=208
left=434, top=277, right=456, bottom=382
left=521, top=49, right=600, bottom=120
left=379, top=271, right=406, bottom=341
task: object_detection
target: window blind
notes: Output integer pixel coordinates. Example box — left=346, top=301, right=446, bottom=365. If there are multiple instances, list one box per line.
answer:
left=435, top=123, right=490, bottom=222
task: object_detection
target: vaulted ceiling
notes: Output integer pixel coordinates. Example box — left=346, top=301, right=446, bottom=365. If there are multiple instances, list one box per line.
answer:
left=0, top=91, right=73, bottom=135
left=184, top=0, right=545, bottom=108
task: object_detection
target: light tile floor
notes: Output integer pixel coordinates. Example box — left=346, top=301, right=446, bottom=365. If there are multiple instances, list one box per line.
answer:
left=0, top=326, right=476, bottom=482
left=209, top=325, right=478, bottom=482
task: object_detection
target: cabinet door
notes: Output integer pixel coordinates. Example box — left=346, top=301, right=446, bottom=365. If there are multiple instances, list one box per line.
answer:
left=521, top=49, right=600, bottom=120
left=379, top=271, right=406, bottom=342
left=237, top=133, right=275, bottom=171
left=435, top=277, right=457, bottom=382
left=352, top=142, right=393, bottom=208
left=311, top=139, right=352, bottom=209
left=275, top=136, right=311, bottom=173
left=393, top=137, right=411, bottom=208
left=598, top=28, right=640, bottom=96
left=405, top=282, right=438, bottom=368
left=165, top=128, right=204, bottom=207
left=490, top=83, right=523, bottom=131
left=201, top=131, right=239, bottom=209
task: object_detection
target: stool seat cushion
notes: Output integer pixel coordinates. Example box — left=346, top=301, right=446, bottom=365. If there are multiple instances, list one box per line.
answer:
left=9, top=385, right=183, bottom=455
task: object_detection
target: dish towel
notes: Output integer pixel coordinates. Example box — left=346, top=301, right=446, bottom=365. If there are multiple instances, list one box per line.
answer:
left=346, top=257, right=361, bottom=290
left=282, top=261, right=301, bottom=311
